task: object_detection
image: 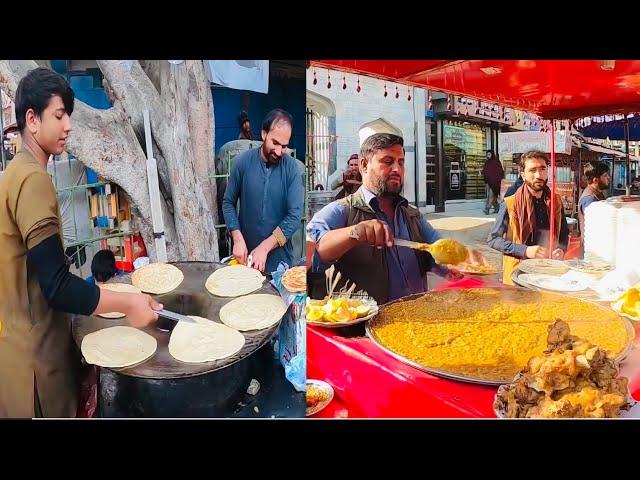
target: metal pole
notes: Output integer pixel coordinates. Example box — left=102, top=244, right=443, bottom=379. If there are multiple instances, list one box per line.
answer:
left=624, top=115, right=631, bottom=195
left=549, top=122, right=556, bottom=258
left=0, top=89, right=6, bottom=170
left=436, top=117, right=445, bottom=213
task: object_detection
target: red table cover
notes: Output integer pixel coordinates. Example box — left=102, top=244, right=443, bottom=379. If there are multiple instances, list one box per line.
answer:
left=307, top=277, right=640, bottom=418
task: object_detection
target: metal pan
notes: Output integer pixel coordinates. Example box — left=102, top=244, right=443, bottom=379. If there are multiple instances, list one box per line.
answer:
left=365, top=287, right=636, bottom=386
left=73, top=261, right=282, bottom=379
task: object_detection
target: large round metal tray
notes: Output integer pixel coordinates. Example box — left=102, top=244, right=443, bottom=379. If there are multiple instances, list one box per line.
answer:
left=72, top=261, right=282, bottom=380
left=365, top=287, right=636, bottom=386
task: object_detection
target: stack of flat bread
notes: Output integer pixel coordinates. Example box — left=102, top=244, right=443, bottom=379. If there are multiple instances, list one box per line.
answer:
left=219, top=294, right=287, bottom=331
left=132, top=263, right=184, bottom=294
left=97, top=283, right=142, bottom=318
left=168, top=316, right=245, bottom=363
left=205, top=265, right=265, bottom=297
left=282, top=266, right=306, bottom=293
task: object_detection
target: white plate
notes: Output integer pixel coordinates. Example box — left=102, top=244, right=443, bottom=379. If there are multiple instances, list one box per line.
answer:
left=519, top=273, right=589, bottom=292
left=306, top=379, right=334, bottom=417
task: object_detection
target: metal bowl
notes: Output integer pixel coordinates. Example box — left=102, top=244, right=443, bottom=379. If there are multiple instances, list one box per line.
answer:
left=306, top=379, right=334, bottom=416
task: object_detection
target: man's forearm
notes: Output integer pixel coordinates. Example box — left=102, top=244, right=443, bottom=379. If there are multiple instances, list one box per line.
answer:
left=487, top=235, right=528, bottom=259
left=258, top=234, right=279, bottom=253
left=315, top=227, right=359, bottom=262
left=231, top=229, right=243, bottom=241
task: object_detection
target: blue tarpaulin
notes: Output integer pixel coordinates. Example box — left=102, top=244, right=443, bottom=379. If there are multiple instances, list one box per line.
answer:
left=579, top=116, right=640, bottom=141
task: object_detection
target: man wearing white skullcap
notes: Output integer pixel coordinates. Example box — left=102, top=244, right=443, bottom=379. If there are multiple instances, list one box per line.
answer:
left=306, top=124, right=463, bottom=304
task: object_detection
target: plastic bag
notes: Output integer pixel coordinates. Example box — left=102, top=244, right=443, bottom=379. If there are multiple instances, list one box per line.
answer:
left=270, top=261, right=306, bottom=392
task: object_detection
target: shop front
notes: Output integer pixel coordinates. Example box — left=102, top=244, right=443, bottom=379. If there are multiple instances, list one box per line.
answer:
left=442, top=120, right=489, bottom=200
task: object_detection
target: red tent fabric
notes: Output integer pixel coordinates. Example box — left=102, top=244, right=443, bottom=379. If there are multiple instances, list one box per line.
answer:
left=311, top=59, right=640, bottom=254
left=311, top=60, right=640, bottom=119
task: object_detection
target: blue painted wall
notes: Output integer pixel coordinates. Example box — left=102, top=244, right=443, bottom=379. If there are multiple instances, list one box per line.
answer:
left=212, top=71, right=306, bottom=160
left=53, top=61, right=305, bottom=161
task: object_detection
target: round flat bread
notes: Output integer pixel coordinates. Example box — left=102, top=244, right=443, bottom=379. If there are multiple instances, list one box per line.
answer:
left=81, top=326, right=157, bottom=368
left=565, top=259, right=615, bottom=274
left=219, top=294, right=287, bottom=331
left=518, top=259, right=569, bottom=275
left=132, top=263, right=184, bottom=294
left=205, top=265, right=265, bottom=297
left=282, top=266, right=306, bottom=293
left=168, top=316, right=245, bottom=363
left=97, top=283, right=142, bottom=318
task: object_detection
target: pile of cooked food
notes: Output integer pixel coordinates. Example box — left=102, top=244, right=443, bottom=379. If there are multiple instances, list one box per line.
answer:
left=306, top=297, right=376, bottom=323
left=282, top=266, right=306, bottom=294
left=306, top=384, right=331, bottom=410
left=369, top=288, right=632, bottom=382
left=612, top=285, right=640, bottom=320
left=494, top=320, right=634, bottom=418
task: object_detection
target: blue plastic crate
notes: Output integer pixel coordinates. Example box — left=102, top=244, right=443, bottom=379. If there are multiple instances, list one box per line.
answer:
left=86, top=167, right=99, bottom=184
left=95, top=216, right=110, bottom=228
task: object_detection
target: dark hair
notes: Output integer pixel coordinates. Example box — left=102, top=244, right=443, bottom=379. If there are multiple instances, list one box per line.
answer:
left=15, top=67, right=74, bottom=134
left=583, top=160, right=609, bottom=183
left=347, top=153, right=359, bottom=165
left=519, top=150, right=548, bottom=171
left=261, top=108, right=293, bottom=133
left=360, top=133, right=404, bottom=159
left=238, top=110, right=250, bottom=128
left=91, top=249, right=118, bottom=283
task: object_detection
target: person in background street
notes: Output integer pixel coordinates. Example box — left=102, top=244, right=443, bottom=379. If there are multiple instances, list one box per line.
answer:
left=86, top=249, right=123, bottom=285
left=238, top=110, right=254, bottom=140
left=488, top=150, right=569, bottom=284
left=577, top=160, right=610, bottom=257
left=504, top=173, right=524, bottom=198
left=333, top=153, right=363, bottom=200
left=482, top=149, right=504, bottom=214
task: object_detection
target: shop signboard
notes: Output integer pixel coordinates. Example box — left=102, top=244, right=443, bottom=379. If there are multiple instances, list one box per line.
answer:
left=498, top=130, right=573, bottom=156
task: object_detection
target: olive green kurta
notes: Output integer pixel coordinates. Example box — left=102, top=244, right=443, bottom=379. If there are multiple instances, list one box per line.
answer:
left=0, top=150, right=79, bottom=418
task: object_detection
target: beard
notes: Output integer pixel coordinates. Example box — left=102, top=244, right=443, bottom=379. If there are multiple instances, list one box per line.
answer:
left=262, top=145, right=281, bottom=164
left=597, top=179, right=610, bottom=190
left=525, top=177, right=547, bottom=192
left=369, top=172, right=403, bottom=197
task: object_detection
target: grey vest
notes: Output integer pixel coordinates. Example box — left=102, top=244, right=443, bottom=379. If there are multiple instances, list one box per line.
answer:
left=333, top=189, right=433, bottom=304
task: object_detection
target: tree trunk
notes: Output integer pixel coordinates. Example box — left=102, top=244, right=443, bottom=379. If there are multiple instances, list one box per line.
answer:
left=0, top=59, right=218, bottom=262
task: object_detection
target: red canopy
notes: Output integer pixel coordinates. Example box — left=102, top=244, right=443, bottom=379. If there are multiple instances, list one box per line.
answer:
left=311, top=59, right=640, bottom=256
left=311, top=60, right=640, bottom=119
